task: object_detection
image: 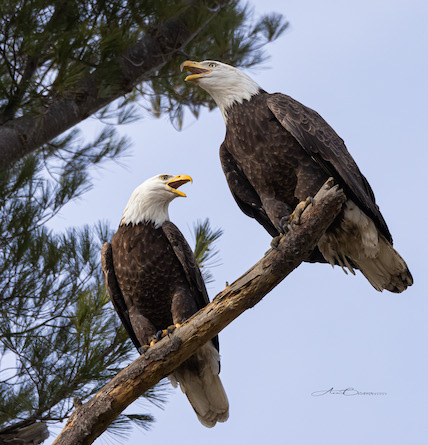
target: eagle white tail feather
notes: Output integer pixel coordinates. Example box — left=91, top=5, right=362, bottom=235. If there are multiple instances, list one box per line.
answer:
left=318, top=201, right=413, bottom=293
left=168, top=342, right=229, bottom=428
left=353, top=232, right=413, bottom=293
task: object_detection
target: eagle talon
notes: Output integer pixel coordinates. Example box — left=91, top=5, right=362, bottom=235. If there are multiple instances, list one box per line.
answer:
left=154, top=330, right=164, bottom=341
left=278, top=216, right=290, bottom=234
left=165, top=324, right=177, bottom=336
left=270, top=235, right=282, bottom=249
left=138, top=344, right=151, bottom=355
left=286, top=197, right=313, bottom=228
left=277, top=222, right=286, bottom=235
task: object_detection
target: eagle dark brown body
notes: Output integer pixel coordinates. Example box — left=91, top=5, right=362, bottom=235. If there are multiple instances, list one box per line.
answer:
left=111, top=222, right=201, bottom=344
left=224, top=93, right=326, bottom=233
left=222, top=92, right=389, bottom=240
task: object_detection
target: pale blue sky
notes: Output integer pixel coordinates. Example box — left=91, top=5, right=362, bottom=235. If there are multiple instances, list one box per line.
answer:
left=47, top=1, right=428, bottom=444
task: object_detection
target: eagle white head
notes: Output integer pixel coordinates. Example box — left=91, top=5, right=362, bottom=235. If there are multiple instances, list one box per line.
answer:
left=181, top=60, right=260, bottom=122
left=120, top=174, right=192, bottom=227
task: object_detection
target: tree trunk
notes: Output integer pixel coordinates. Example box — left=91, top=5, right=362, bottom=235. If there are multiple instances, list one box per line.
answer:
left=0, top=0, right=225, bottom=170
left=53, top=179, right=346, bottom=445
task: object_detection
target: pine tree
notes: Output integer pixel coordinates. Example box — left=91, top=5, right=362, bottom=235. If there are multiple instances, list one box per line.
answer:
left=0, top=0, right=287, bottom=441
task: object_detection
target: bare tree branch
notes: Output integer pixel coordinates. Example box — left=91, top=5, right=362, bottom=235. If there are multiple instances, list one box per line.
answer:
left=0, top=0, right=226, bottom=170
left=53, top=179, right=346, bottom=445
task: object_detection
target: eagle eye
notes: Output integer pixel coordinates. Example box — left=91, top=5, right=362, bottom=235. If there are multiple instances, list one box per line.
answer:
left=160, top=175, right=169, bottom=181
left=208, top=63, right=216, bottom=68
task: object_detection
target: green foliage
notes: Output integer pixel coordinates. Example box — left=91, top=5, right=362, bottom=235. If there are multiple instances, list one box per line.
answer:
left=107, top=382, right=171, bottom=438
left=109, top=414, right=156, bottom=437
left=0, top=0, right=287, bottom=440
left=146, top=2, right=289, bottom=128
left=193, top=219, right=223, bottom=284
left=0, top=148, right=149, bottom=432
left=0, top=0, right=287, bottom=129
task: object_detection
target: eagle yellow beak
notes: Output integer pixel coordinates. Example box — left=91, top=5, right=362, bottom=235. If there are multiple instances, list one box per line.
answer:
left=180, top=61, right=212, bottom=82
left=167, top=175, right=193, bottom=197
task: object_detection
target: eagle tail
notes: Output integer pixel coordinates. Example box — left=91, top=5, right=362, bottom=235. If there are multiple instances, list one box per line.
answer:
left=352, top=232, right=413, bottom=293
left=318, top=201, right=413, bottom=293
left=169, top=342, right=229, bottom=427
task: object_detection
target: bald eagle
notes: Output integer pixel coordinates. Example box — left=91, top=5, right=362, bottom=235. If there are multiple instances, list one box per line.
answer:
left=181, top=60, right=413, bottom=293
left=101, top=174, right=229, bottom=427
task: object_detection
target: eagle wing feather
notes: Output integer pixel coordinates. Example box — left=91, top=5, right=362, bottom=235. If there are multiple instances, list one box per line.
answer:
left=267, top=93, right=392, bottom=243
left=220, top=141, right=279, bottom=237
left=101, top=242, right=141, bottom=350
left=162, top=221, right=219, bottom=352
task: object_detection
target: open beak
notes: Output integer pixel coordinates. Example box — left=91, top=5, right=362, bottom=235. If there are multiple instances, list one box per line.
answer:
left=180, top=61, right=212, bottom=82
left=167, top=175, right=193, bottom=197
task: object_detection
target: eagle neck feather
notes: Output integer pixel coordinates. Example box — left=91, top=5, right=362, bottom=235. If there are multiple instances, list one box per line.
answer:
left=208, top=80, right=261, bottom=123
left=120, top=188, right=171, bottom=228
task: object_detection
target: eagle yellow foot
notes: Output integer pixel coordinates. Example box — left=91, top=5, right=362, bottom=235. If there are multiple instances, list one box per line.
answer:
left=166, top=323, right=181, bottom=335
left=137, top=323, right=182, bottom=355
left=152, top=323, right=181, bottom=343
left=137, top=325, right=181, bottom=355
left=142, top=331, right=164, bottom=351
left=279, top=196, right=314, bottom=233
left=138, top=344, right=151, bottom=355
left=157, top=324, right=181, bottom=340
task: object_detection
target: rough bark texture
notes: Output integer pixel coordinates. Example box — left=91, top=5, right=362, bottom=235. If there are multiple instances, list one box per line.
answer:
left=0, top=0, right=225, bottom=170
left=53, top=179, right=346, bottom=445
left=0, top=421, right=49, bottom=445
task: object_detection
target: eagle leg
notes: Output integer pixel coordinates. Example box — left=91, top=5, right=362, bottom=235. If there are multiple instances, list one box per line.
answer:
left=156, top=324, right=180, bottom=340
left=148, top=329, right=167, bottom=347
left=137, top=324, right=180, bottom=354
left=137, top=333, right=163, bottom=351
left=154, top=330, right=164, bottom=341
left=138, top=344, right=151, bottom=355
left=145, top=324, right=182, bottom=350
left=271, top=197, right=314, bottom=249
left=165, top=323, right=181, bottom=336
left=279, top=196, right=314, bottom=232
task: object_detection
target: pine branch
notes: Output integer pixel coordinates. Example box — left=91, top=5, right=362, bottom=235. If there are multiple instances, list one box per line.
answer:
left=193, top=218, right=223, bottom=283
left=0, top=0, right=227, bottom=171
left=0, top=55, right=39, bottom=124
left=53, top=179, right=346, bottom=445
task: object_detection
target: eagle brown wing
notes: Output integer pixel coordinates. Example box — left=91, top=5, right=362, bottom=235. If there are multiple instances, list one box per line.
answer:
left=101, top=242, right=141, bottom=350
left=220, top=140, right=329, bottom=264
left=220, top=141, right=279, bottom=237
left=162, top=221, right=219, bottom=352
left=267, top=93, right=392, bottom=243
